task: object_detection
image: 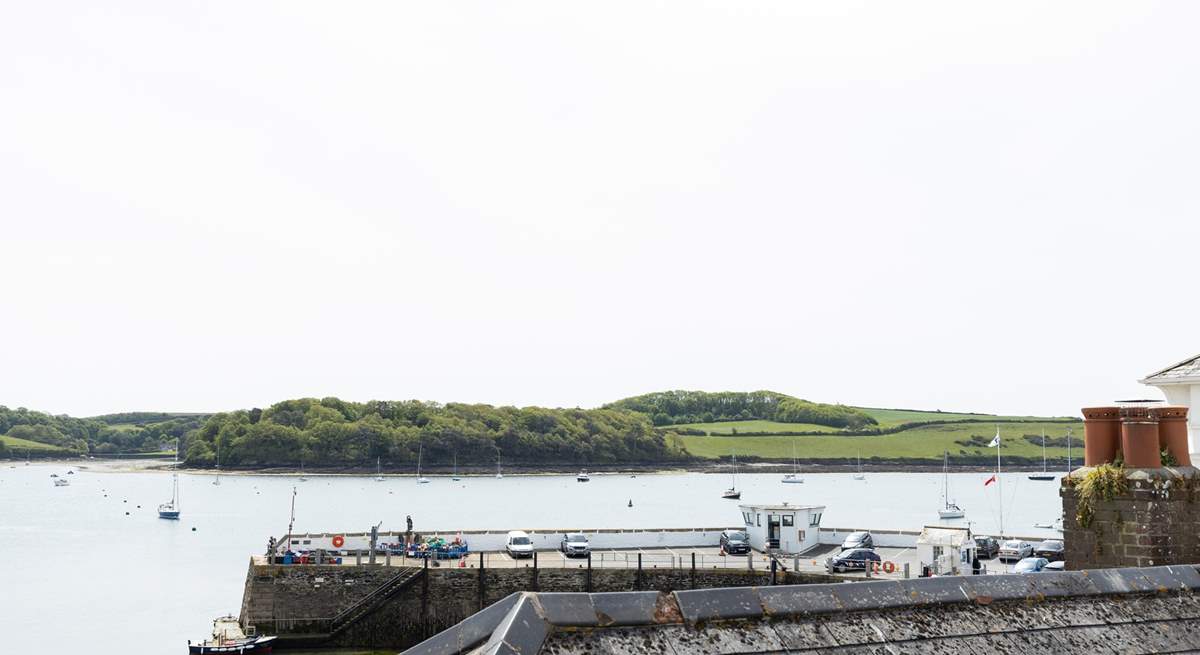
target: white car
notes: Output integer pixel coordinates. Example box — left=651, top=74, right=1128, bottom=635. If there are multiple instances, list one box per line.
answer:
left=998, top=540, right=1034, bottom=562
left=505, top=530, right=535, bottom=558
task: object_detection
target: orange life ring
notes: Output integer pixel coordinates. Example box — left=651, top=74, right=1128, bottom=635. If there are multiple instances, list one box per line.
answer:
left=332, top=535, right=345, bottom=548
left=883, top=561, right=896, bottom=574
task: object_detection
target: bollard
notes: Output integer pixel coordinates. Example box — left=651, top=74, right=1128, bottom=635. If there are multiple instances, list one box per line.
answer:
left=636, top=553, right=643, bottom=591
left=770, top=558, right=777, bottom=586
left=865, top=561, right=871, bottom=578
left=532, top=551, right=539, bottom=592
left=386, top=550, right=391, bottom=567
left=691, top=552, right=697, bottom=590
left=586, top=552, right=593, bottom=593
left=355, top=550, right=361, bottom=566
left=904, top=562, right=910, bottom=579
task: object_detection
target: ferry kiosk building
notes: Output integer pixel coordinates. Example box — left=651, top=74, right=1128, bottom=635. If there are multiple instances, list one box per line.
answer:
left=737, top=502, right=824, bottom=553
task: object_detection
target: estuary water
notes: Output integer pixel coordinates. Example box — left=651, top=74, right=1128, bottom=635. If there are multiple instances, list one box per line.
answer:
left=0, top=461, right=1065, bottom=653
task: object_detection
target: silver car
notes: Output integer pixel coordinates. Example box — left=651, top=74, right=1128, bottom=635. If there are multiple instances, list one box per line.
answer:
left=998, top=540, right=1034, bottom=562
left=560, top=532, right=590, bottom=558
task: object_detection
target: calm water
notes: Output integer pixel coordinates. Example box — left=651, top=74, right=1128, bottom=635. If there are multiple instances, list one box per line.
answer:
left=0, top=461, right=1065, bottom=652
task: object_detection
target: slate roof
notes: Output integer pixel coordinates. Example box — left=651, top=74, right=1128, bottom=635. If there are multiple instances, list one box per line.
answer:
left=401, top=565, right=1200, bottom=655
left=1142, top=353, right=1200, bottom=384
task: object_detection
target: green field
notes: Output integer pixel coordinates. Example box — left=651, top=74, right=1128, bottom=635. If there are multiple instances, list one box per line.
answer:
left=681, top=421, right=1083, bottom=461
left=0, top=434, right=70, bottom=452
left=670, top=420, right=843, bottom=434
left=855, top=407, right=1056, bottom=427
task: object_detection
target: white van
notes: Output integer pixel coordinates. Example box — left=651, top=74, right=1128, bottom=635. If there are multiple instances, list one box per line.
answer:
left=505, top=530, right=534, bottom=558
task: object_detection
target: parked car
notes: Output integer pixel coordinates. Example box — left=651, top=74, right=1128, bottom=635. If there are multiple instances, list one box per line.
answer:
left=1034, top=539, right=1064, bottom=562
left=1014, top=557, right=1050, bottom=574
left=973, top=536, right=1000, bottom=559
left=830, top=548, right=881, bottom=572
left=505, top=531, right=534, bottom=558
left=1044, top=560, right=1065, bottom=571
left=560, top=532, right=590, bottom=558
left=998, top=540, right=1034, bottom=562
left=841, top=531, right=874, bottom=551
left=720, top=529, right=751, bottom=555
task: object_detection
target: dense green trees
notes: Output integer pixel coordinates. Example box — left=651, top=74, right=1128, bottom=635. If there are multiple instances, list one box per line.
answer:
left=0, top=406, right=208, bottom=455
left=604, top=390, right=876, bottom=429
left=184, top=397, right=691, bottom=467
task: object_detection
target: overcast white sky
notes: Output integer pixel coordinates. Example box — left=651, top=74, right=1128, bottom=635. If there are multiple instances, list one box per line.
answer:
left=2, top=1, right=1198, bottom=418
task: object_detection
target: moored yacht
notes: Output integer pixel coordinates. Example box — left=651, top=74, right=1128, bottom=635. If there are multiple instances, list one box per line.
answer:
left=159, top=439, right=182, bottom=520
left=781, top=440, right=803, bottom=484
left=722, top=450, right=741, bottom=499
left=577, top=470, right=590, bottom=482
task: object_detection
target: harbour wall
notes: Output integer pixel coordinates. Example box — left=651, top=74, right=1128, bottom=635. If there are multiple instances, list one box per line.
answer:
left=282, top=527, right=740, bottom=552
left=284, top=526, right=1053, bottom=555
left=817, top=527, right=1050, bottom=549
left=240, top=559, right=841, bottom=650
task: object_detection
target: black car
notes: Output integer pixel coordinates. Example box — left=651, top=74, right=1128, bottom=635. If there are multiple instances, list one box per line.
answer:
left=720, top=529, right=751, bottom=554
left=974, top=536, right=1000, bottom=559
left=1034, top=539, right=1064, bottom=562
left=831, top=548, right=881, bottom=572
left=841, top=531, right=874, bottom=551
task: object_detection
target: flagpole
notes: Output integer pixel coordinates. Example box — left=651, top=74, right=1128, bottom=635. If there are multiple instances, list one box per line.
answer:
left=996, top=425, right=1003, bottom=537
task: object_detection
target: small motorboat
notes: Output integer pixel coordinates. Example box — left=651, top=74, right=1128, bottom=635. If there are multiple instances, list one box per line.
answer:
left=189, top=616, right=276, bottom=654
left=54, top=478, right=70, bottom=487
left=50, top=473, right=58, bottom=478
left=577, top=471, right=590, bottom=482
left=66, top=470, right=75, bottom=475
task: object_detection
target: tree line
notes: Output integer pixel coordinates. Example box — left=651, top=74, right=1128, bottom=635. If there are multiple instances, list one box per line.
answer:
left=603, top=390, right=878, bottom=429
left=0, top=406, right=207, bottom=455
left=183, top=397, right=691, bottom=467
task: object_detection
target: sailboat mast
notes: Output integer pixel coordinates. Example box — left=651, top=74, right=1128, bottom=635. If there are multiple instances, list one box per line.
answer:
left=996, top=426, right=1003, bottom=536
left=1041, top=429, right=1047, bottom=473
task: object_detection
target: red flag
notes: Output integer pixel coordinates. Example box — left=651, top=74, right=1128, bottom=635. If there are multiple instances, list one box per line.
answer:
left=984, top=474, right=997, bottom=486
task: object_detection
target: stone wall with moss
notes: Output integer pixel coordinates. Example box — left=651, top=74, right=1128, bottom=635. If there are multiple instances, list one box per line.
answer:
left=1061, top=467, right=1200, bottom=569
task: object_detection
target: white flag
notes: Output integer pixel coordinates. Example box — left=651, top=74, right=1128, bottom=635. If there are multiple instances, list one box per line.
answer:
left=987, top=429, right=1000, bottom=448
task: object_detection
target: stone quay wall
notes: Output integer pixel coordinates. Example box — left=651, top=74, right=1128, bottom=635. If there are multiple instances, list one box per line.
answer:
left=1061, top=466, right=1200, bottom=570
left=240, top=559, right=840, bottom=651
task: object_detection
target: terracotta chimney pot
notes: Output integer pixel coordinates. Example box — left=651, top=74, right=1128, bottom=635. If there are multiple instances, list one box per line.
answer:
left=1150, top=406, right=1191, bottom=467
left=1119, top=406, right=1161, bottom=468
left=1082, top=406, right=1121, bottom=466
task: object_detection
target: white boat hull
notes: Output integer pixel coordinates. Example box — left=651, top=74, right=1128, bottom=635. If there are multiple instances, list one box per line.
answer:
left=938, top=509, right=965, bottom=519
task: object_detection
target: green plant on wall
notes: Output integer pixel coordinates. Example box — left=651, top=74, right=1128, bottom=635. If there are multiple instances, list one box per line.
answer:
left=1161, top=448, right=1178, bottom=467
left=1076, top=462, right=1128, bottom=528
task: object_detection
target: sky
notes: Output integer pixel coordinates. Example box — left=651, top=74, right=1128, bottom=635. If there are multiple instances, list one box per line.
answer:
left=2, top=1, right=1198, bottom=418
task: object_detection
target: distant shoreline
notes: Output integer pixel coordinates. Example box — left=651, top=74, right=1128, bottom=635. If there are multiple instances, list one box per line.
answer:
left=31, top=457, right=1074, bottom=476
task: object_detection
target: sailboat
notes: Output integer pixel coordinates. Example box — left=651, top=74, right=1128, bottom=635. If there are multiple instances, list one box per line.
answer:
left=374, top=457, right=384, bottom=482
left=495, top=450, right=503, bottom=479
left=451, top=453, right=461, bottom=481
left=158, top=440, right=182, bottom=519
left=1028, top=429, right=1056, bottom=481
left=416, top=444, right=430, bottom=484
left=577, top=470, right=590, bottom=482
left=853, top=452, right=865, bottom=480
left=782, top=440, right=803, bottom=483
left=721, top=450, right=741, bottom=499
left=937, top=451, right=965, bottom=518
left=299, top=455, right=307, bottom=482
left=213, top=440, right=222, bottom=486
